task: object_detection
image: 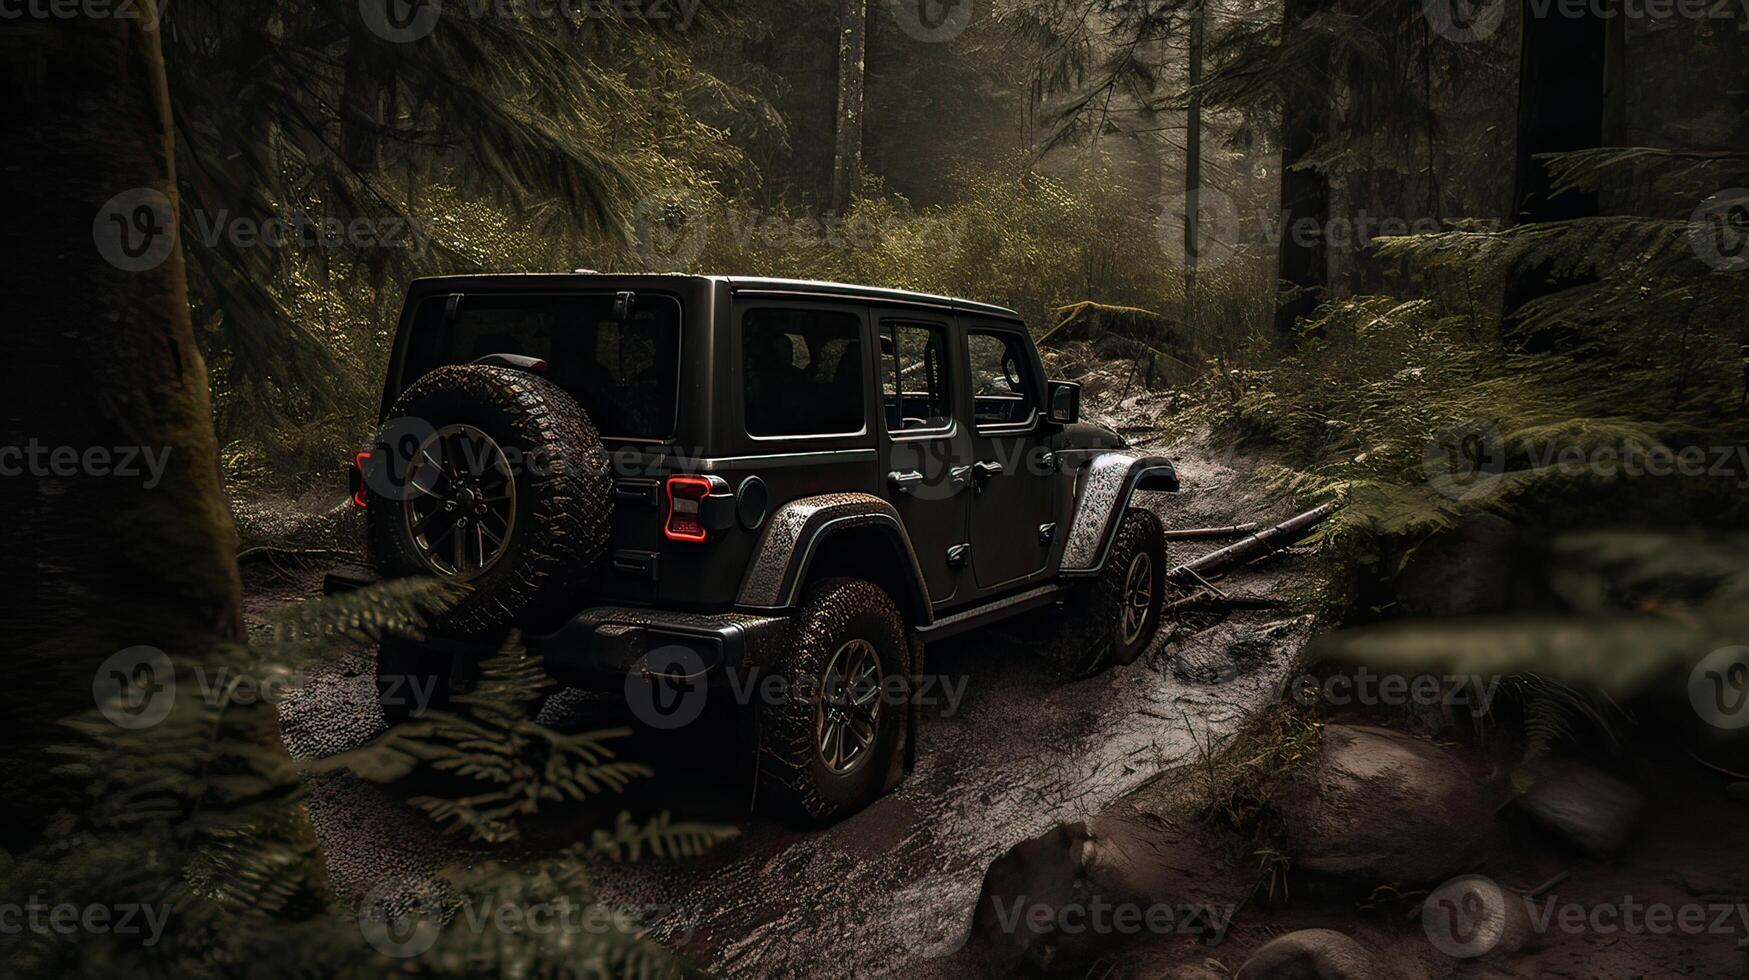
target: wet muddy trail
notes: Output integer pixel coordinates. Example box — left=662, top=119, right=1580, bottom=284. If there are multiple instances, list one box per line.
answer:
left=249, top=432, right=1320, bottom=979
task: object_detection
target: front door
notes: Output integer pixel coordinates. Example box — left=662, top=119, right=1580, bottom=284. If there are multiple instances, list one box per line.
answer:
left=875, top=314, right=969, bottom=604
left=963, top=323, right=1056, bottom=593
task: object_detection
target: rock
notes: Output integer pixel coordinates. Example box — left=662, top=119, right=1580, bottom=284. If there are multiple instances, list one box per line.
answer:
left=1516, top=758, right=1643, bottom=856
left=1234, top=929, right=1386, bottom=980
left=972, top=808, right=1248, bottom=976
left=1393, top=514, right=1519, bottom=617
left=1276, top=725, right=1504, bottom=890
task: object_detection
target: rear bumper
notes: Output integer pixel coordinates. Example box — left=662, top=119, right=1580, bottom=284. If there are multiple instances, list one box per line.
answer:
left=323, top=565, right=789, bottom=690
left=527, top=608, right=789, bottom=690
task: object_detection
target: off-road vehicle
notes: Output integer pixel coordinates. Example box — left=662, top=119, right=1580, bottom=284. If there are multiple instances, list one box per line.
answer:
left=340, top=274, right=1179, bottom=822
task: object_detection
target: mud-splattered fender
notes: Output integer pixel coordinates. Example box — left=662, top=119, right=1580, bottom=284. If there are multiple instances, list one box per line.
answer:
left=735, top=492, right=934, bottom=626
left=1057, top=452, right=1179, bottom=576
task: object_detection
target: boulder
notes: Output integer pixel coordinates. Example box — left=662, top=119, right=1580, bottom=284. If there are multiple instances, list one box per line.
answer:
left=1234, top=929, right=1386, bottom=980
left=972, top=807, right=1248, bottom=975
left=1393, top=514, right=1519, bottom=617
left=1275, top=725, right=1504, bottom=890
left=1516, top=758, right=1643, bottom=856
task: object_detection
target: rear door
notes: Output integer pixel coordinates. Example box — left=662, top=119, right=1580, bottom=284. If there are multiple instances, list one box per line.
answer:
left=874, top=312, right=969, bottom=605
left=962, top=321, right=1056, bottom=593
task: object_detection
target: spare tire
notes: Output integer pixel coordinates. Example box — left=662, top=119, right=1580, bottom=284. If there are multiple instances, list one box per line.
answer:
left=365, top=364, right=612, bottom=635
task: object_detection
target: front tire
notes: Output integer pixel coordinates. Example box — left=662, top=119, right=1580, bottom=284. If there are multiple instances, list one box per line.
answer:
left=1043, top=507, right=1167, bottom=678
left=758, top=578, right=909, bottom=823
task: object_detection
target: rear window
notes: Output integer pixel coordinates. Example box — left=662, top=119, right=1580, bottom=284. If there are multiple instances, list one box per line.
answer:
left=402, top=293, right=680, bottom=441
left=742, top=308, right=866, bottom=437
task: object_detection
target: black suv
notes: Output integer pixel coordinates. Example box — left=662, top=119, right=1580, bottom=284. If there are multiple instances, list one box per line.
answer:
left=346, top=274, right=1178, bottom=822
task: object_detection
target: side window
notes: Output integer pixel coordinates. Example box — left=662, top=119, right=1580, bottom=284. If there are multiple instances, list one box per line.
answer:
left=743, top=308, right=866, bottom=437
left=879, top=321, right=952, bottom=433
left=967, top=330, right=1040, bottom=427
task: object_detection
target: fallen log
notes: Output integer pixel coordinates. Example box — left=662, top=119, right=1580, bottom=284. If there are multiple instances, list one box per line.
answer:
left=1168, top=501, right=1337, bottom=583
left=1163, top=521, right=1261, bottom=541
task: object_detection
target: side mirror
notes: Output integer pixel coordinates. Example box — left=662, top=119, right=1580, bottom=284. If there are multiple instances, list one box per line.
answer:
left=1046, top=380, right=1081, bottom=425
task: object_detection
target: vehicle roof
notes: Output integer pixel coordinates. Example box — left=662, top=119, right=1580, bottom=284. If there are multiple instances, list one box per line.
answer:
left=407, top=272, right=1025, bottom=322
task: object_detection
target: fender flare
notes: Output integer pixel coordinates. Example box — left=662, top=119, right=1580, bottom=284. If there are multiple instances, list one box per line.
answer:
left=1058, top=452, right=1179, bottom=576
left=735, top=492, right=934, bottom=626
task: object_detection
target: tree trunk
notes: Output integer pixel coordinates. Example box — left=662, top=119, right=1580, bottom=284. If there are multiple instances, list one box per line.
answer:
left=1184, top=0, right=1205, bottom=304
left=3, top=6, right=243, bottom=841
left=1274, top=0, right=1334, bottom=336
left=1502, top=0, right=1607, bottom=350
left=830, top=0, right=869, bottom=214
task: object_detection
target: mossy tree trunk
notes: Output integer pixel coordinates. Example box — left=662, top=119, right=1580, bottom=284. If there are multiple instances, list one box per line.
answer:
left=1273, top=0, right=1333, bottom=337
left=3, top=5, right=243, bottom=843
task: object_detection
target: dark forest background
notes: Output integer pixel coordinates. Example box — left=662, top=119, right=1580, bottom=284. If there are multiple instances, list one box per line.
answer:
left=5, top=0, right=1748, bottom=975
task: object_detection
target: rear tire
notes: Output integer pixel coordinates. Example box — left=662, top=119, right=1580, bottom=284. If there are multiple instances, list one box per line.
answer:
left=366, top=364, right=612, bottom=635
left=758, top=578, right=909, bottom=824
left=1042, top=507, right=1167, bottom=678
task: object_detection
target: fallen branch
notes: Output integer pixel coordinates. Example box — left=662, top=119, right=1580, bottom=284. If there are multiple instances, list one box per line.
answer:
left=1164, top=521, right=1262, bottom=541
left=1168, top=502, right=1337, bottom=583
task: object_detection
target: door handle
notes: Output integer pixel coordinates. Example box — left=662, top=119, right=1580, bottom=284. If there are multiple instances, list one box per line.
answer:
left=971, top=460, right=1004, bottom=493
left=887, top=470, right=924, bottom=495
left=949, top=465, right=973, bottom=491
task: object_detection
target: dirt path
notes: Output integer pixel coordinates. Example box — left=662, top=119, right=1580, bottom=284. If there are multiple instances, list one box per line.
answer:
left=251, top=430, right=1320, bottom=978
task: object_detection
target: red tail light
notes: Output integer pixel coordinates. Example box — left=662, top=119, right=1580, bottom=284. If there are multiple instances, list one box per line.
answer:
left=664, top=475, right=713, bottom=543
left=351, top=451, right=371, bottom=508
